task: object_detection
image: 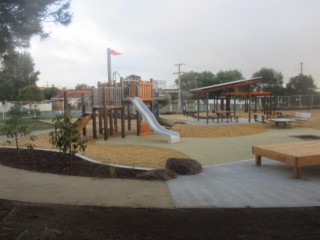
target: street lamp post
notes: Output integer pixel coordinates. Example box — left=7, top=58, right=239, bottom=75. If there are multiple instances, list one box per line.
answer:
left=174, top=63, right=185, bottom=112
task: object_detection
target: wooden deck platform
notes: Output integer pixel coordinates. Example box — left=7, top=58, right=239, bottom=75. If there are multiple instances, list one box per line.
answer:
left=252, top=141, right=320, bottom=179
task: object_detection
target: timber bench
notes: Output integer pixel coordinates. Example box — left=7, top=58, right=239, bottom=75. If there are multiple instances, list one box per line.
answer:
left=294, top=112, right=311, bottom=121
left=252, top=141, right=320, bottom=179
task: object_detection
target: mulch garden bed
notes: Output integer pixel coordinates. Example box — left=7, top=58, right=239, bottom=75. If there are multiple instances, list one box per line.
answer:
left=0, top=147, right=161, bottom=180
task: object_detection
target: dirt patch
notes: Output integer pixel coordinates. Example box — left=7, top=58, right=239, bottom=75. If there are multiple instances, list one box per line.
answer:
left=1, top=199, right=320, bottom=240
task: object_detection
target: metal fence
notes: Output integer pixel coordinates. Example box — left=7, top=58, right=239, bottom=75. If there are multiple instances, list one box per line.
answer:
left=0, top=100, right=81, bottom=119
left=160, top=95, right=320, bottom=113
left=1, top=95, right=319, bottom=118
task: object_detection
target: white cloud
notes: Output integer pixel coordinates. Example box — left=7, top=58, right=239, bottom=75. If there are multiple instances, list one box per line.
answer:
left=30, top=0, right=320, bottom=88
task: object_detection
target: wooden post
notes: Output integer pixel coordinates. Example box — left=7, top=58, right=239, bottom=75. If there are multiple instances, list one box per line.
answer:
left=248, top=83, right=252, bottom=123
left=92, top=108, right=97, bottom=139
left=255, top=155, right=261, bottom=166
left=233, top=97, right=236, bottom=118
left=103, top=87, right=108, bottom=140
left=226, top=96, right=231, bottom=111
left=121, top=106, right=125, bottom=138
left=197, top=94, right=200, bottom=122
left=99, top=110, right=103, bottom=134
left=206, top=93, right=209, bottom=124
left=63, top=91, right=67, bottom=112
left=92, top=88, right=97, bottom=139
left=127, top=104, right=131, bottom=131
left=109, top=110, right=113, bottom=135
left=81, top=93, right=86, bottom=136
left=293, top=159, right=301, bottom=179
left=221, top=98, right=224, bottom=111
left=137, top=112, right=141, bottom=136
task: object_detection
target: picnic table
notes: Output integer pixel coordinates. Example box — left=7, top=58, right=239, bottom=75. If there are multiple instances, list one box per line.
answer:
left=216, top=111, right=235, bottom=122
left=270, top=118, right=295, bottom=128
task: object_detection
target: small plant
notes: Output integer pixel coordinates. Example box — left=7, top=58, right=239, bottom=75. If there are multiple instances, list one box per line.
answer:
left=109, top=166, right=116, bottom=177
left=49, top=109, right=87, bottom=163
left=1, top=104, right=37, bottom=157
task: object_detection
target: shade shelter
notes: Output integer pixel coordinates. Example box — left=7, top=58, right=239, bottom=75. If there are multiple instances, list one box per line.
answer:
left=189, top=77, right=263, bottom=123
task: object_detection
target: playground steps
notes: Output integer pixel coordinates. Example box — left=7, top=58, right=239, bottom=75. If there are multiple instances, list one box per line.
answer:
left=77, top=114, right=92, bottom=131
left=140, top=120, right=153, bottom=136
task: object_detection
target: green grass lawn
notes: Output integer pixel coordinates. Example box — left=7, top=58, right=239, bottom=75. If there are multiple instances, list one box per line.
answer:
left=0, top=118, right=53, bottom=135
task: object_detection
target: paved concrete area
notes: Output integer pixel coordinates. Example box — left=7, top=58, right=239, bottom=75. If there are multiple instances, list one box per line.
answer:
left=168, top=159, right=320, bottom=208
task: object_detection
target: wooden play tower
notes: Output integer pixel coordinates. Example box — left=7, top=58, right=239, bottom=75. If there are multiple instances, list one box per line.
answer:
left=63, top=79, right=155, bottom=141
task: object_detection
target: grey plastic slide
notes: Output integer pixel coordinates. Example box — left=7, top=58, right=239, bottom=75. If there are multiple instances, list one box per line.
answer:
left=128, top=97, right=180, bottom=143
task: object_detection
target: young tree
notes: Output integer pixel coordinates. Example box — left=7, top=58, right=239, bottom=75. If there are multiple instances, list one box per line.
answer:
left=1, top=104, right=36, bottom=156
left=0, top=0, right=72, bottom=56
left=49, top=109, right=87, bottom=162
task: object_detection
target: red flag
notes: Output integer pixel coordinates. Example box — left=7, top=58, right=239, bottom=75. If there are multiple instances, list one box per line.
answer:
left=110, top=49, right=121, bottom=55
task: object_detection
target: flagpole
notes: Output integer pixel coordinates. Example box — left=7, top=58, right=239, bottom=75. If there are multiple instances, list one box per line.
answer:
left=107, top=48, right=112, bottom=86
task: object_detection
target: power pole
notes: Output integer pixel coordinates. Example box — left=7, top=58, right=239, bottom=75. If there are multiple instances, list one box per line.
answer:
left=300, top=62, right=303, bottom=75
left=174, top=63, right=186, bottom=112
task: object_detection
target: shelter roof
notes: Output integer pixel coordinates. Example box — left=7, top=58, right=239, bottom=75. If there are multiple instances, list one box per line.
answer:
left=189, top=77, right=262, bottom=93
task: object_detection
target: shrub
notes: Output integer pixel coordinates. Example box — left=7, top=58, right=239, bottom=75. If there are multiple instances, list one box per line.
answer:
left=49, top=109, right=87, bottom=162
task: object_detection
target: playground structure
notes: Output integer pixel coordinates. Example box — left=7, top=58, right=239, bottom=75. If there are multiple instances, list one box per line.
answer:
left=63, top=79, right=180, bottom=143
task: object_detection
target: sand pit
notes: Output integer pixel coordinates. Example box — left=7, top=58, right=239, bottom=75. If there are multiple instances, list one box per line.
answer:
left=4, top=110, right=320, bottom=168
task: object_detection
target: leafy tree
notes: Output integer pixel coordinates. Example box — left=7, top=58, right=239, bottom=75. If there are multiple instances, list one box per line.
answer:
left=75, top=83, right=91, bottom=90
left=42, top=85, right=59, bottom=100
left=49, top=109, right=87, bottom=163
left=0, top=79, right=14, bottom=100
left=286, top=74, right=316, bottom=95
left=252, top=68, right=285, bottom=95
left=0, top=0, right=72, bottom=56
left=1, top=104, right=36, bottom=157
left=0, top=51, right=40, bottom=100
left=177, top=71, right=215, bottom=99
left=213, top=69, right=244, bottom=84
left=18, top=84, right=44, bottom=101
left=178, top=71, right=216, bottom=91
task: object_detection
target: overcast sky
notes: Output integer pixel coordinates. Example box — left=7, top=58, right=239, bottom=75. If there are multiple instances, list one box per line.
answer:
left=29, top=0, right=320, bottom=89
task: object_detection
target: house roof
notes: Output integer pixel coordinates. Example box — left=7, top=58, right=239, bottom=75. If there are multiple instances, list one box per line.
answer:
left=52, top=90, right=92, bottom=100
left=189, top=77, right=262, bottom=93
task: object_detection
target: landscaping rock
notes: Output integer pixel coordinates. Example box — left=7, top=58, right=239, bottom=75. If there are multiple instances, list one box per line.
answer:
left=156, top=117, right=175, bottom=127
left=136, top=168, right=177, bottom=180
left=165, top=158, right=203, bottom=175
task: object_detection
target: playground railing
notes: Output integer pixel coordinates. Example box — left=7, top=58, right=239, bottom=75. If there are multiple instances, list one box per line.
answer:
left=92, top=87, right=124, bottom=108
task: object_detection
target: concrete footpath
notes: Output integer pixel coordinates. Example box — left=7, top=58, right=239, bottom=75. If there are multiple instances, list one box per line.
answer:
left=1, top=127, right=320, bottom=208
left=0, top=164, right=174, bottom=208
